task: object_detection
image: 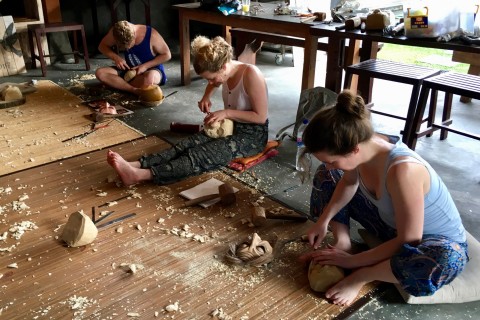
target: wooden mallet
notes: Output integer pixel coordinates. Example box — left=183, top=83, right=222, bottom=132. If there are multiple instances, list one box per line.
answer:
left=183, top=183, right=236, bottom=207
left=250, top=206, right=308, bottom=227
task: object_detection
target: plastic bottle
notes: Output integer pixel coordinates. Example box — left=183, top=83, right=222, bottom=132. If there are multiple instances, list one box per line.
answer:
left=460, top=1, right=475, bottom=35
left=295, top=118, right=309, bottom=171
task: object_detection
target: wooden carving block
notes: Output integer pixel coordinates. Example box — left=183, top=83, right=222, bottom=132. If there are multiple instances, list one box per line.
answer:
left=61, top=211, right=98, bottom=247
left=308, top=261, right=345, bottom=292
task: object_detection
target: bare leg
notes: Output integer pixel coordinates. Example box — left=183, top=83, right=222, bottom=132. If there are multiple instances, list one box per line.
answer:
left=129, top=69, right=162, bottom=88
left=326, top=259, right=398, bottom=306
left=330, top=220, right=353, bottom=253
left=238, top=39, right=263, bottom=64
left=95, top=66, right=141, bottom=94
left=107, top=150, right=152, bottom=186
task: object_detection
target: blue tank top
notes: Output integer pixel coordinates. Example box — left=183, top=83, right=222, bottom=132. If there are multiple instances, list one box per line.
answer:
left=124, top=26, right=166, bottom=85
left=358, top=140, right=466, bottom=243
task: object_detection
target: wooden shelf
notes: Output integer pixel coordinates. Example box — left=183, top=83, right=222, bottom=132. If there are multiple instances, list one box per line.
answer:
left=12, top=0, right=45, bottom=33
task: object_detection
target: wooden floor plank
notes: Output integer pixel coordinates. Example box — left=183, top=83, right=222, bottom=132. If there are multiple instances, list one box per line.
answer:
left=0, top=80, right=144, bottom=177
left=0, top=136, right=378, bottom=319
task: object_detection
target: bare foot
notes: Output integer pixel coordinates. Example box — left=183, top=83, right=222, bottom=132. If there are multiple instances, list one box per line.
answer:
left=107, top=150, right=148, bottom=186
left=325, top=274, right=365, bottom=306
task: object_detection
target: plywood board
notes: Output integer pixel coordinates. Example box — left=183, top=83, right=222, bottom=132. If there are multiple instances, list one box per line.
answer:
left=0, top=136, right=379, bottom=319
left=0, top=16, right=27, bottom=76
left=0, top=80, right=144, bottom=176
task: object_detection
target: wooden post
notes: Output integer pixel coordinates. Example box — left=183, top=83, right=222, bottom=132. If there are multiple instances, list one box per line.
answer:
left=452, top=51, right=480, bottom=103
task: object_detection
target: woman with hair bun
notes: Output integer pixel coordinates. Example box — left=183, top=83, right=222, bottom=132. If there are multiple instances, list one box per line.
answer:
left=107, top=35, right=268, bottom=186
left=299, top=90, right=468, bottom=306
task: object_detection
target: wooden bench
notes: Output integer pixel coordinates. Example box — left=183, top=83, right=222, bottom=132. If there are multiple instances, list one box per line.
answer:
left=343, top=59, right=441, bottom=146
left=408, top=71, right=480, bottom=149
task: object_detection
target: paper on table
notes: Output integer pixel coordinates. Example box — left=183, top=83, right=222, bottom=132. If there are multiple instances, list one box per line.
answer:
left=179, top=178, right=239, bottom=208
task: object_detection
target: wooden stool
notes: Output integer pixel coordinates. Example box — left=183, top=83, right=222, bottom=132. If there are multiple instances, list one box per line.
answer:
left=28, top=23, right=90, bottom=77
left=408, top=71, right=480, bottom=150
left=344, top=59, right=441, bottom=144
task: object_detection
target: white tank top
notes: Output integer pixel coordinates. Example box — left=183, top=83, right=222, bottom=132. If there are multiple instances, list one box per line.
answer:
left=222, top=65, right=252, bottom=111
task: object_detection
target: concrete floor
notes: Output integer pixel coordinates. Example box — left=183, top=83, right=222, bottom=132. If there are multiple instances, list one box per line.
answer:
left=4, top=48, right=480, bottom=319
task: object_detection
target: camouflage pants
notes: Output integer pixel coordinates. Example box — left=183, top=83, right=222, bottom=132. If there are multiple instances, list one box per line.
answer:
left=139, top=121, right=268, bottom=185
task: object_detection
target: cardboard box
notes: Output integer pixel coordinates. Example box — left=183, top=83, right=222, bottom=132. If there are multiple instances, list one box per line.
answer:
left=403, top=1, right=459, bottom=38
left=0, top=16, right=27, bottom=77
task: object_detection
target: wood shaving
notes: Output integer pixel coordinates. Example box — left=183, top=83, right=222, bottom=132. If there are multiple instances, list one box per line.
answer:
left=0, top=245, right=17, bottom=252
left=12, top=200, right=30, bottom=212
left=211, top=307, right=232, bottom=320
left=119, top=263, right=144, bottom=274
left=63, top=295, right=95, bottom=320
left=9, top=221, right=38, bottom=239
left=0, top=186, right=13, bottom=195
left=164, top=301, right=179, bottom=312
left=127, top=312, right=140, bottom=317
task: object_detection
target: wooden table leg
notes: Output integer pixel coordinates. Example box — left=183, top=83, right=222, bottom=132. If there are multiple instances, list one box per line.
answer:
left=325, top=36, right=343, bottom=93
left=344, top=39, right=361, bottom=92
left=301, top=34, right=318, bottom=91
left=461, top=65, right=480, bottom=102
left=357, top=40, right=378, bottom=103
left=179, top=11, right=191, bottom=86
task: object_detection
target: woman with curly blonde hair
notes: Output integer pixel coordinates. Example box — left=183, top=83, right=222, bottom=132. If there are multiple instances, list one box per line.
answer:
left=107, top=35, right=269, bottom=186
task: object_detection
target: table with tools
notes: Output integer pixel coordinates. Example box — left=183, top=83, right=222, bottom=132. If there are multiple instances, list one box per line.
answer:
left=173, top=2, right=320, bottom=91
left=310, top=23, right=480, bottom=102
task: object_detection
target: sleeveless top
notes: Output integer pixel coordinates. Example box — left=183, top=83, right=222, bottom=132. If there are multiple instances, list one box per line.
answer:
left=358, top=140, right=466, bottom=243
left=222, top=65, right=253, bottom=112
left=124, top=26, right=166, bottom=84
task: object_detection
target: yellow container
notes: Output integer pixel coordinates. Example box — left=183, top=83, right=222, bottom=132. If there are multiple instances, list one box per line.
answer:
left=403, top=1, right=459, bottom=38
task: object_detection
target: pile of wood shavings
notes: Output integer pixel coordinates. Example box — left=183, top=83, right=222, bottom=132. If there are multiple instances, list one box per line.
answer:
left=211, top=307, right=232, bottom=320
left=62, top=295, right=95, bottom=320
left=161, top=224, right=211, bottom=243
left=209, top=260, right=267, bottom=289
left=9, top=221, right=38, bottom=240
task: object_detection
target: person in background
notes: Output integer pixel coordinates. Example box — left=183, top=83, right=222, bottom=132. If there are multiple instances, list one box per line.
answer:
left=95, top=20, right=171, bottom=94
left=107, top=35, right=268, bottom=186
left=298, top=90, right=468, bottom=306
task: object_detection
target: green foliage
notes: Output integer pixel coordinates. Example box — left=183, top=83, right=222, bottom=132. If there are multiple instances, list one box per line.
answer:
left=377, top=43, right=470, bottom=73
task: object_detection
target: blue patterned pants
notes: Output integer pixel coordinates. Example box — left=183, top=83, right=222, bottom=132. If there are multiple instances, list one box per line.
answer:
left=310, top=164, right=469, bottom=296
left=139, top=121, right=268, bottom=185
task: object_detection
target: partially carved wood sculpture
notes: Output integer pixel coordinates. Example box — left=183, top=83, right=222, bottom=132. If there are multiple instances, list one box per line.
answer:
left=225, top=233, right=273, bottom=266
left=1, top=85, right=23, bottom=101
left=204, top=119, right=234, bottom=138
left=61, top=211, right=98, bottom=247
left=124, top=69, right=137, bottom=82
left=138, top=84, right=164, bottom=106
left=308, top=262, right=345, bottom=292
